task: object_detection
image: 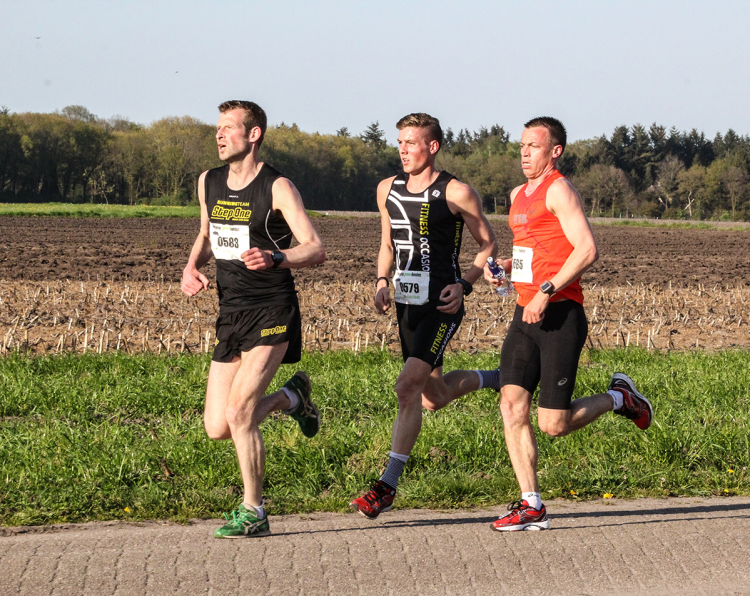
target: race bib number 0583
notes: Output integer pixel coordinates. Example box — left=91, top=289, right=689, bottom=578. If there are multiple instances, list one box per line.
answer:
left=511, top=245, right=534, bottom=284
left=210, top=223, right=249, bottom=261
left=393, top=270, right=429, bottom=305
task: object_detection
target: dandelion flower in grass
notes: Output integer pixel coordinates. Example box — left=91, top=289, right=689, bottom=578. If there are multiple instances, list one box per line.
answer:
left=570, top=490, right=577, bottom=496
left=728, top=469, right=734, bottom=474
left=124, top=507, right=131, bottom=513
left=724, top=489, right=729, bottom=493
left=603, top=493, right=614, bottom=499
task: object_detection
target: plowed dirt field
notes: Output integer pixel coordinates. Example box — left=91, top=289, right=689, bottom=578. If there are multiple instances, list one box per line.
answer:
left=1, top=215, right=748, bottom=355
left=1, top=215, right=749, bottom=287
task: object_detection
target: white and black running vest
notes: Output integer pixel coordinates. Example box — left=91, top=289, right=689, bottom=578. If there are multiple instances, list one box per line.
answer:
left=204, top=163, right=296, bottom=313
left=386, top=171, right=464, bottom=304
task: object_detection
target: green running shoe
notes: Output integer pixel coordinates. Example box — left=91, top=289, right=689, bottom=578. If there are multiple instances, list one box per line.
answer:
left=213, top=504, right=270, bottom=539
left=284, top=371, right=320, bottom=438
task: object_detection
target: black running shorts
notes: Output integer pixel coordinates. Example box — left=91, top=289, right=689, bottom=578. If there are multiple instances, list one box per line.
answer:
left=500, top=300, right=588, bottom=410
left=212, top=300, right=302, bottom=364
left=396, top=299, right=464, bottom=370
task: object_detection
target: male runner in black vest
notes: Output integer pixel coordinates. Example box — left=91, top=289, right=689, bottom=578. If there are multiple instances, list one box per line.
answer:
left=182, top=100, right=326, bottom=538
left=350, top=113, right=500, bottom=518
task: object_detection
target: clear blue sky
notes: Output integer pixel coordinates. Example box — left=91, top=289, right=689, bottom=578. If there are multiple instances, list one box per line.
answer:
left=2, top=0, right=749, bottom=143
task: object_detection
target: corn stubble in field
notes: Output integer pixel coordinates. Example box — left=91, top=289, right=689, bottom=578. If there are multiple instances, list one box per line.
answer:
left=2, top=278, right=749, bottom=524
left=1, top=279, right=748, bottom=356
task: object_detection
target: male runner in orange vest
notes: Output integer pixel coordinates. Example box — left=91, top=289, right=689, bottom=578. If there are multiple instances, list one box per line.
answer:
left=485, top=117, right=653, bottom=531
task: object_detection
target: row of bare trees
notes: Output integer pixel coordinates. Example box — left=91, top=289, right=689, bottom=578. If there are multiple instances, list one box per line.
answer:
left=567, top=156, right=749, bottom=220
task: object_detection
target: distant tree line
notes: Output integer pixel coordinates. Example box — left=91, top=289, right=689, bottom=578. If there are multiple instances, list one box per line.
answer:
left=1, top=106, right=749, bottom=220
left=0, top=105, right=219, bottom=206
left=560, top=124, right=750, bottom=220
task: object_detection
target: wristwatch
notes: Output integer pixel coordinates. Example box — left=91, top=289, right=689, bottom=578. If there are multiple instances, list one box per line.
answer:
left=540, top=280, right=556, bottom=296
left=457, top=279, right=473, bottom=296
left=271, top=250, right=285, bottom=268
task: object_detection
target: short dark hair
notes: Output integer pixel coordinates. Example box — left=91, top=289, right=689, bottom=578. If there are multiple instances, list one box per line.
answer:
left=524, top=116, right=567, bottom=154
left=218, top=100, right=267, bottom=146
left=396, top=112, right=443, bottom=150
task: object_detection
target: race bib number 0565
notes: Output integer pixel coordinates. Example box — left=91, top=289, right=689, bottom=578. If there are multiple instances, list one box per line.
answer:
left=210, top=223, right=249, bottom=261
left=393, top=270, right=429, bottom=305
left=511, top=245, right=534, bottom=284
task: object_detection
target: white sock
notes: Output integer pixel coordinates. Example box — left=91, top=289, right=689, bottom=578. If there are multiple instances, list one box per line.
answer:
left=282, top=386, right=299, bottom=413
left=243, top=501, right=266, bottom=519
left=522, top=492, right=542, bottom=510
left=389, top=451, right=410, bottom=463
left=608, top=389, right=624, bottom=411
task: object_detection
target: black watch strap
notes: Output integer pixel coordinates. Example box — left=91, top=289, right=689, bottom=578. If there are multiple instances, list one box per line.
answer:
left=271, top=250, right=284, bottom=268
left=540, top=280, right=556, bottom=296
left=457, top=279, right=473, bottom=296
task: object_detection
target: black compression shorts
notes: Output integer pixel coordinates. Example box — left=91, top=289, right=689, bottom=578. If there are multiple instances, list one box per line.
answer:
left=396, top=299, right=464, bottom=370
left=500, top=300, right=588, bottom=410
left=212, top=300, right=302, bottom=364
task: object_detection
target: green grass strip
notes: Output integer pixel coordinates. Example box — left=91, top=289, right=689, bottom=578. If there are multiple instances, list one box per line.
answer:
left=0, top=203, right=201, bottom=218
left=2, top=203, right=747, bottom=227
left=593, top=219, right=750, bottom=231
left=1, top=349, right=749, bottom=526
left=0, top=203, right=330, bottom=219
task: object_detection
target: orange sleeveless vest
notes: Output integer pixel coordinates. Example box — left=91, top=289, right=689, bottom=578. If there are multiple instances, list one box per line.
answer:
left=508, top=170, right=584, bottom=307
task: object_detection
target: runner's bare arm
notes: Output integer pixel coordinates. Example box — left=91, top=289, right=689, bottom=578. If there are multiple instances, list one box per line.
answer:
left=241, top=177, right=326, bottom=270
left=546, top=178, right=599, bottom=288
left=181, top=171, right=212, bottom=297
left=375, top=177, right=396, bottom=314
left=521, top=178, right=598, bottom=323
left=440, top=180, right=498, bottom=313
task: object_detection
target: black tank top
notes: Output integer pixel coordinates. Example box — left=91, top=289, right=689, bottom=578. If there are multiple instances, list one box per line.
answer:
left=386, top=171, right=464, bottom=301
left=204, top=163, right=296, bottom=313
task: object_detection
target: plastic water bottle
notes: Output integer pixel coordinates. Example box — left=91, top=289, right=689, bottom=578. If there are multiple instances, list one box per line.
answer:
left=487, top=257, right=514, bottom=297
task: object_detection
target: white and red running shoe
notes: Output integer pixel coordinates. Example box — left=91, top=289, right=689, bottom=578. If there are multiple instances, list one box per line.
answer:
left=610, top=372, right=653, bottom=430
left=491, top=499, right=550, bottom=531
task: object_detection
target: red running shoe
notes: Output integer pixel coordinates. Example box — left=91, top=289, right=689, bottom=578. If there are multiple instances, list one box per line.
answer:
left=491, top=500, right=550, bottom=531
left=350, top=480, right=396, bottom=519
left=610, top=372, right=653, bottom=430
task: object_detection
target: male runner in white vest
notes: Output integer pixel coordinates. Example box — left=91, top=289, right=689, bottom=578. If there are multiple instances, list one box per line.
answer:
left=182, top=100, right=326, bottom=538
left=350, top=112, right=500, bottom=519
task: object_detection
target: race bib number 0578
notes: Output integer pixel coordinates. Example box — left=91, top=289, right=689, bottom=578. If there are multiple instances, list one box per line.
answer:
left=393, top=270, right=429, bottom=305
left=210, top=223, right=249, bottom=261
left=511, top=245, right=534, bottom=284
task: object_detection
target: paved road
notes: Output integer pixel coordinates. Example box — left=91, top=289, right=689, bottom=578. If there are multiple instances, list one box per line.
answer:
left=2, top=497, right=750, bottom=596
